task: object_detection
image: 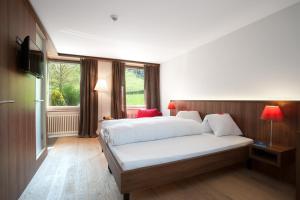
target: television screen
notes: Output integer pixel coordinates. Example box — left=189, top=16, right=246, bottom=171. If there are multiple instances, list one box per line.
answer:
left=20, top=36, right=44, bottom=79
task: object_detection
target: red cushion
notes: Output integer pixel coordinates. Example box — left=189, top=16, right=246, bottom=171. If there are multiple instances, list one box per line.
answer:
left=136, top=109, right=162, bottom=118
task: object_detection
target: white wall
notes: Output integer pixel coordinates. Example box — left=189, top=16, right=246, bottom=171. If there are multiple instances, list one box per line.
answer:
left=97, top=60, right=112, bottom=120
left=160, top=3, right=300, bottom=116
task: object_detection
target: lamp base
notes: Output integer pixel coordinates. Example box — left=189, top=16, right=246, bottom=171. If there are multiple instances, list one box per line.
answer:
left=269, top=120, right=273, bottom=147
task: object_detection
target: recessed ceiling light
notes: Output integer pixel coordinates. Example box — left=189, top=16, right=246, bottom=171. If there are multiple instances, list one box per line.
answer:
left=110, top=14, right=118, bottom=22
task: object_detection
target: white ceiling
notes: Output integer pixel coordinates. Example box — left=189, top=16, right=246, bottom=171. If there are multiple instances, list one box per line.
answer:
left=30, top=0, right=299, bottom=63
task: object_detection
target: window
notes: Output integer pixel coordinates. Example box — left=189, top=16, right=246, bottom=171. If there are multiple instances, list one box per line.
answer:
left=48, top=61, right=80, bottom=107
left=125, top=67, right=145, bottom=107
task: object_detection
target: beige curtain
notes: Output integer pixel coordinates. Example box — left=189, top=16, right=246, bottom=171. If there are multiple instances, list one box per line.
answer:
left=111, top=61, right=127, bottom=119
left=144, top=64, right=161, bottom=111
left=79, top=58, right=98, bottom=137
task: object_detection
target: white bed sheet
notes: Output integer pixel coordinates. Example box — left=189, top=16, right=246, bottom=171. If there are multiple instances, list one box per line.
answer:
left=107, top=133, right=253, bottom=170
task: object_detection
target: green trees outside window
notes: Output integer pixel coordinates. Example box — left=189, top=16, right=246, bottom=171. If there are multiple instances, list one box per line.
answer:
left=125, top=67, right=145, bottom=106
left=48, top=61, right=80, bottom=106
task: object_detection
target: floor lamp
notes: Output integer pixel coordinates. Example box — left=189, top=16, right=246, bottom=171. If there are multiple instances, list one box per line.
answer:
left=95, top=79, right=108, bottom=120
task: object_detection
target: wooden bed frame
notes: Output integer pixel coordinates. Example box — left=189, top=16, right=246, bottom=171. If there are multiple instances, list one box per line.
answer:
left=99, top=135, right=249, bottom=200
left=99, top=100, right=299, bottom=200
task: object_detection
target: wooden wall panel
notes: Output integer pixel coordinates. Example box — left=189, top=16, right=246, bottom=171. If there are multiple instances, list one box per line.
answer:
left=0, top=0, right=9, bottom=199
left=172, top=100, right=298, bottom=147
left=171, top=100, right=298, bottom=184
left=297, top=103, right=300, bottom=200
left=297, top=132, right=300, bottom=200
left=0, top=0, right=48, bottom=199
left=8, top=0, right=37, bottom=198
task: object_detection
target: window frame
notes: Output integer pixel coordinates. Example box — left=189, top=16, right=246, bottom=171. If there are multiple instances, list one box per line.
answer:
left=47, top=59, right=81, bottom=110
left=125, top=65, right=146, bottom=109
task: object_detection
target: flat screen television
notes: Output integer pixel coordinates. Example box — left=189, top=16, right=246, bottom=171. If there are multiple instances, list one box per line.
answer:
left=20, top=36, right=44, bottom=79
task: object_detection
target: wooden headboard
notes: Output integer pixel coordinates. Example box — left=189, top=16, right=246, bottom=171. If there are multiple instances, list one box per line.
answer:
left=171, top=100, right=300, bottom=148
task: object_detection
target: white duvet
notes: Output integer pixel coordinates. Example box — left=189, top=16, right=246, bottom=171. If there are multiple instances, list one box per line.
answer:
left=101, top=117, right=162, bottom=129
left=102, top=117, right=206, bottom=146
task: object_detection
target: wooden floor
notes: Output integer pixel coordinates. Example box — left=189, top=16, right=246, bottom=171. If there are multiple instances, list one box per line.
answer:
left=20, top=137, right=295, bottom=200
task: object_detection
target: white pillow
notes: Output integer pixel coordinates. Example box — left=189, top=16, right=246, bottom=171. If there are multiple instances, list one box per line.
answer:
left=201, top=116, right=214, bottom=133
left=205, top=113, right=243, bottom=137
left=176, top=111, right=202, bottom=123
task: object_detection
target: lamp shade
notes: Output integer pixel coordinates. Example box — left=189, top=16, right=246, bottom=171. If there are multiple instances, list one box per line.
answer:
left=168, top=102, right=176, bottom=110
left=94, top=79, right=108, bottom=92
left=260, top=105, right=283, bottom=121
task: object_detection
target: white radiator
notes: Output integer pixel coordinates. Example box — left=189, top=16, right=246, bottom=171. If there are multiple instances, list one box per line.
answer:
left=47, top=110, right=79, bottom=138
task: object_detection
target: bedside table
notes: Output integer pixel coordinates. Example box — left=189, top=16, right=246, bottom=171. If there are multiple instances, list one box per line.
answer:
left=249, top=144, right=295, bottom=168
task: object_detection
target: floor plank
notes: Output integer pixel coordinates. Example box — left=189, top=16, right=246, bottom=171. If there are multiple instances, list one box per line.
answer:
left=20, top=137, right=295, bottom=200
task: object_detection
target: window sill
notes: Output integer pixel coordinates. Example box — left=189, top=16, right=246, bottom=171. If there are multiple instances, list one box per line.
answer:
left=47, top=106, right=80, bottom=112
left=127, top=106, right=146, bottom=110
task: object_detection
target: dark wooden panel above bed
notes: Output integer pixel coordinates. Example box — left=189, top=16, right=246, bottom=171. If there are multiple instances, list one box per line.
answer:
left=170, top=100, right=299, bottom=148
left=171, top=100, right=298, bottom=184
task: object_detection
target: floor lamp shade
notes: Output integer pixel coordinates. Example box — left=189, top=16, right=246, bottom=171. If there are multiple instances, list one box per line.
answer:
left=94, top=79, right=108, bottom=120
left=95, top=79, right=108, bottom=92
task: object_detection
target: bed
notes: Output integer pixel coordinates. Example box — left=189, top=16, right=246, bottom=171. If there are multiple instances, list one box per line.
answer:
left=109, top=133, right=252, bottom=171
left=98, top=115, right=253, bottom=200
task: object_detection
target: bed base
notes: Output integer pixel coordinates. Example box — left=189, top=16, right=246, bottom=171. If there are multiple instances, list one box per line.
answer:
left=99, top=136, right=249, bottom=200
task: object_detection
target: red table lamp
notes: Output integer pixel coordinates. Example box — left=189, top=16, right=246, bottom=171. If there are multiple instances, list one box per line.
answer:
left=168, top=102, right=176, bottom=110
left=168, top=102, right=176, bottom=116
left=260, top=105, right=283, bottom=146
